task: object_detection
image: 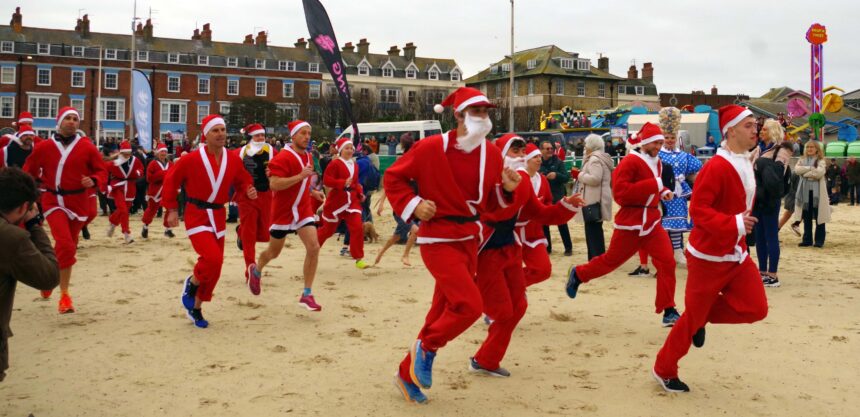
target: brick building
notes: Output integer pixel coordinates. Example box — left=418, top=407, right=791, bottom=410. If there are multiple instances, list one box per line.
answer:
left=659, top=85, right=749, bottom=110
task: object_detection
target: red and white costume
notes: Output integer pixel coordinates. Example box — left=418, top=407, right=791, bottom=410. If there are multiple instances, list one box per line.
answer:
left=317, top=137, right=365, bottom=259
left=268, top=141, right=316, bottom=233
left=22, top=108, right=107, bottom=269
left=106, top=141, right=144, bottom=234
left=573, top=122, right=678, bottom=314
left=142, top=143, right=173, bottom=229
left=162, top=115, right=253, bottom=302
left=0, top=123, right=38, bottom=168
left=654, top=106, right=768, bottom=380
left=517, top=145, right=559, bottom=286
left=234, top=124, right=276, bottom=272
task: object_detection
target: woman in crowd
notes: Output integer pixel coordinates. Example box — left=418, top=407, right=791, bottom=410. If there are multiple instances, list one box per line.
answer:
left=793, top=141, right=830, bottom=248
left=575, top=134, right=614, bottom=260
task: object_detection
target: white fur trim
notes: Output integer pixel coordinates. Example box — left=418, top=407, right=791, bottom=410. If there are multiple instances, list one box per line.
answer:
left=560, top=198, right=580, bottom=212
left=686, top=244, right=748, bottom=264
left=202, top=117, right=226, bottom=136
left=638, top=134, right=665, bottom=147
left=500, top=136, right=524, bottom=157
left=18, top=117, right=33, bottom=124
left=456, top=95, right=491, bottom=113
left=525, top=148, right=541, bottom=160
left=400, top=196, right=423, bottom=223
left=247, top=128, right=266, bottom=137
left=495, top=184, right=509, bottom=208
left=735, top=213, right=746, bottom=238
left=433, top=104, right=444, bottom=114
left=56, top=108, right=80, bottom=127
left=721, top=109, right=753, bottom=135
left=290, top=121, right=310, bottom=137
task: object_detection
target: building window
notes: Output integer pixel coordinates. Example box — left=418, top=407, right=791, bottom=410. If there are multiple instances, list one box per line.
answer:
left=37, top=43, right=50, bottom=55
left=255, top=59, right=266, bottom=70
left=428, top=70, right=439, bottom=81
left=282, top=83, right=294, bottom=98
left=71, top=70, right=85, bottom=88
left=359, top=88, right=369, bottom=99
left=197, top=104, right=209, bottom=124
left=98, top=99, right=125, bottom=121
left=309, top=83, right=321, bottom=99
left=70, top=98, right=85, bottom=119
left=490, top=66, right=498, bottom=75
left=501, top=63, right=511, bottom=72
left=379, top=89, right=400, bottom=103
left=0, top=96, right=14, bottom=118
left=219, top=102, right=231, bottom=115
left=71, top=46, right=84, bottom=57
left=407, top=91, right=416, bottom=103
left=197, top=77, right=210, bottom=94
left=29, top=96, right=59, bottom=119
left=635, top=86, right=645, bottom=95
left=255, top=80, right=267, bottom=96
left=0, top=41, right=13, bottom=53
left=167, top=76, right=180, bottom=93
left=577, top=60, right=590, bottom=71
left=527, top=59, right=536, bottom=70
left=0, top=67, right=15, bottom=84
left=279, top=61, right=296, bottom=71
left=358, top=63, right=370, bottom=76
left=105, top=49, right=117, bottom=60
left=513, top=80, right=519, bottom=97
left=598, top=82, right=606, bottom=98
left=560, top=58, right=573, bottom=70
left=495, top=83, right=502, bottom=98
left=227, top=57, right=238, bottom=67
left=577, top=81, right=585, bottom=97
left=406, top=68, right=417, bottom=79
left=198, top=55, right=209, bottom=66
left=37, top=68, right=51, bottom=86
left=382, top=66, right=394, bottom=78
left=227, top=79, right=239, bottom=96
left=136, top=51, right=148, bottom=62
left=168, top=53, right=179, bottom=64
left=160, top=102, right=187, bottom=123
left=528, top=78, right=535, bottom=95
left=308, top=63, right=319, bottom=73
left=105, top=73, right=118, bottom=90
left=277, top=103, right=299, bottom=120
left=451, top=70, right=461, bottom=81
left=555, top=79, right=564, bottom=95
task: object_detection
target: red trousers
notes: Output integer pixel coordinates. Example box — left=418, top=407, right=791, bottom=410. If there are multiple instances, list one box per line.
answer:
left=188, top=231, right=226, bottom=302
left=237, top=191, right=272, bottom=268
left=108, top=190, right=131, bottom=234
left=474, top=245, right=528, bottom=370
left=523, top=243, right=553, bottom=287
left=317, top=212, right=364, bottom=260
left=654, top=254, right=768, bottom=378
left=398, top=240, right=482, bottom=381
left=576, top=226, right=676, bottom=313
left=84, top=194, right=98, bottom=227
left=142, top=198, right=169, bottom=228
left=46, top=211, right=83, bottom=269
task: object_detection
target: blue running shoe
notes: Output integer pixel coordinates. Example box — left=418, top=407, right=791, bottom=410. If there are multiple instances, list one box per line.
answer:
left=565, top=266, right=581, bottom=299
left=662, top=308, right=681, bottom=328
left=186, top=308, right=209, bottom=329
left=469, top=357, right=510, bottom=378
left=409, top=339, right=436, bottom=389
left=483, top=314, right=494, bottom=325
left=393, top=374, right=428, bottom=404
left=181, top=276, right=198, bottom=311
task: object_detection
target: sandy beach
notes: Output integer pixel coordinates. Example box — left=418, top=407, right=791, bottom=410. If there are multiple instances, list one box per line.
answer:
left=1, top=205, right=858, bottom=417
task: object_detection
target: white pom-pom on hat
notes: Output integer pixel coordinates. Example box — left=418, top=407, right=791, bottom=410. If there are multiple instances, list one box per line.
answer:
left=433, top=104, right=444, bottom=114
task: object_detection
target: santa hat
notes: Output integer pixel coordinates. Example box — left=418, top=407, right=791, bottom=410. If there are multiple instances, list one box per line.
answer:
left=524, top=143, right=541, bottom=161
left=288, top=120, right=311, bottom=137
left=201, top=114, right=226, bottom=136
left=719, top=104, right=754, bottom=135
left=495, top=133, right=526, bottom=156
left=434, top=87, right=495, bottom=114
left=628, top=122, right=664, bottom=148
left=15, top=124, right=35, bottom=140
left=335, top=137, right=353, bottom=154
left=56, top=106, right=80, bottom=128
left=13, top=111, right=34, bottom=127
left=155, top=142, right=168, bottom=154
left=119, top=140, right=132, bottom=152
left=242, top=123, right=266, bottom=137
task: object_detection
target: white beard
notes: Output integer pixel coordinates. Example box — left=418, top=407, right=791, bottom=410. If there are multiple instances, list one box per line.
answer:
left=114, top=154, right=130, bottom=166
left=457, top=114, right=492, bottom=153
left=246, top=140, right=266, bottom=156
left=504, top=156, right=526, bottom=171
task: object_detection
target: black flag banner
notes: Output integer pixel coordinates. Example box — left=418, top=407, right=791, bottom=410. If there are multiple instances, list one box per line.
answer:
left=302, top=0, right=360, bottom=145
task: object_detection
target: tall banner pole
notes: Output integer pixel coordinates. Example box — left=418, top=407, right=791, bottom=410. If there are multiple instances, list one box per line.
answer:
left=131, top=69, right=154, bottom=151
left=806, top=24, right=827, bottom=140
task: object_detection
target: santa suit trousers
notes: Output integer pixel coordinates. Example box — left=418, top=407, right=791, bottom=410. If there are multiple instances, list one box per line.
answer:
left=237, top=191, right=272, bottom=268
left=474, top=244, right=528, bottom=370
left=523, top=243, right=553, bottom=287
left=398, top=240, right=482, bottom=381
left=108, top=189, right=131, bottom=234
left=141, top=199, right=169, bottom=228
left=317, top=212, right=364, bottom=260
left=84, top=194, right=98, bottom=227
left=46, top=211, right=83, bottom=269
left=654, top=255, right=768, bottom=378
left=576, top=226, right=676, bottom=313
left=188, top=231, right=226, bottom=302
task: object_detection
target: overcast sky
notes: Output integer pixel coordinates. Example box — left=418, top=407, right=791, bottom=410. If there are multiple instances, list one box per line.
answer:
left=14, top=0, right=860, bottom=97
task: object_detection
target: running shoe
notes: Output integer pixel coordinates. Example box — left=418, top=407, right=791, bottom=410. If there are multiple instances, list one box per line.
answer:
left=58, top=293, right=75, bottom=314
left=81, top=226, right=91, bottom=240
left=355, top=259, right=369, bottom=269
left=565, top=266, right=581, bottom=299
left=106, top=224, right=116, bottom=238
left=652, top=368, right=690, bottom=393
left=662, top=308, right=681, bottom=327
left=141, top=226, right=149, bottom=239
left=299, top=294, right=322, bottom=311
left=181, top=276, right=198, bottom=311
left=339, top=247, right=349, bottom=257
left=628, top=266, right=651, bottom=277
left=235, top=225, right=243, bottom=251
left=409, top=339, right=436, bottom=389
left=164, top=229, right=175, bottom=238
left=483, top=314, right=494, bottom=325
left=762, top=276, right=781, bottom=288
left=692, top=327, right=706, bottom=348
left=393, top=374, right=428, bottom=404
left=247, top=264, right=262, bottom=296
left=186, top=308, right=209, bottom=328
left=123, top=233, right=134, bottom=244
left=469, top=357, right=511, bottom=378
left=790, top=222, right=801, bottom=237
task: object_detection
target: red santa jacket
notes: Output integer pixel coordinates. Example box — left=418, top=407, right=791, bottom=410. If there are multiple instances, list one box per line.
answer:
left=320, top=157, right=364, bottom=222
left=687, top=148, right=756, bottom=263
left=383, top=130, right=522, bottom=244
left=105, top=156, right=144, bottom=201
left=515, top=171, right=575, bottom=247
left=162, top=146, right=252, bottom=238
left=23, top=135, right=107, bottom=221
left=611, top=151, right=672, bottom=236
left=268, top=145, right=316, bottom=231
left=145, top=159, right=173, bottom=202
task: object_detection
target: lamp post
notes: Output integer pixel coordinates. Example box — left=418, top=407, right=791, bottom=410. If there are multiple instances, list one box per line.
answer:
left=509, top=0, right=515, bottom=132
left=16, top=55, right=32, bottom=119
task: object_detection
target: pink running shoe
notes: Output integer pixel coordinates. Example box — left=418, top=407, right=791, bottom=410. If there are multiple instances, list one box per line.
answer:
left=247, top=264, right=262, bottom=296
left=299, top=294, right=322, bottom=311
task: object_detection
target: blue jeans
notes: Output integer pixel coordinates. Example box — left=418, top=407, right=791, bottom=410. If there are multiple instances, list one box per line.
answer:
left=753, top=211, right=780, bottom=273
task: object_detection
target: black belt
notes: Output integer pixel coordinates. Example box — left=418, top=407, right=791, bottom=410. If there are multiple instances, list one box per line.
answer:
left=187, top=198, right=224, bottom=210
left=46, top=187, right=86, bottom=196
left=441, top=215, right=480, bottom=224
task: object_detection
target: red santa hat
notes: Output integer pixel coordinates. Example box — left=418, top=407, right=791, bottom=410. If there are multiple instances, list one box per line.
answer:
left=628, top=122, right=664, bottom=148
left=155, top=142, right=168, bottom=154
left=495, top=133, right=526, bottom=156
left=434, top=87, right=495, bottom=114
left=524, top=143, right=541, bottom=161
left=15, top=123, right=35, bottom=140
left=13, top=111, right=34, bottom=127
left=335, top=137, right=354, bottom=154
left=119, top=140, right=132, bottom=153
left=56, top=106, right=80, bottom=128
left=718, top=104, right=754, bottom=135
left=288, top=120, right=311, bottom=138
left=241, top=123, right=266, bottom=137
left=201, top=114, right=226, bottom=136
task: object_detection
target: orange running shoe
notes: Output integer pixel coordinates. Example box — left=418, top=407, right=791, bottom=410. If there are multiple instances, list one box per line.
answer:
left=40, top=289, right=53, bottom=299
left=58, top=293, right=75, bottom=314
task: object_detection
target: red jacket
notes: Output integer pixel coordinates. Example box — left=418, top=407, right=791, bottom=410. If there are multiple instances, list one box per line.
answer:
left=268, top=145, right=316, bottom=231
left=105, top=156, right=144, bottom=201
left=515, top=172, right=577, bottom=247
left=611, top=151, right=671, bottom=236
left=145, top=159, right=172, bottom=202
left=320, top=157, right=363, bottom=222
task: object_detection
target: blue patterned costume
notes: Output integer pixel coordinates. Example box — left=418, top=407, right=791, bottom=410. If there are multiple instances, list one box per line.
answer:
left=659, top=149, right=702, bottom=232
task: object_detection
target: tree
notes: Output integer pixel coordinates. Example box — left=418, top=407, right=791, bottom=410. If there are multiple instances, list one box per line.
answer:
left=225, top=97, right=290, bottom=132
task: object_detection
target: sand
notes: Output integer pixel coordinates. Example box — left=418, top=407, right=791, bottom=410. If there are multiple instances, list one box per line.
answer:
left=1, top=205, right=858, bottom=417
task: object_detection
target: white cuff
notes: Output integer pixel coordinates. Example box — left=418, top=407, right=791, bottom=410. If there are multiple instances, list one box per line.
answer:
left=735, top=213, right=746, bottom=237
left=496, top=185, right=509, bottom=208
left=401, top=196, right=423, bottom=222
left=660, top=189, right=672, bottom=198
left=656, top=177, right=664, bottom=193
left=560, top=198, right=579, bottom=212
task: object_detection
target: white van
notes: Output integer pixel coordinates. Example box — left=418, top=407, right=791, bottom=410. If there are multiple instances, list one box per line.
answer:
left=336, top=120, right=443, bottom=156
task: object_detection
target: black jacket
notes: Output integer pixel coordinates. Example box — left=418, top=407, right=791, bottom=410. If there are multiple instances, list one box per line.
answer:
left=539, top=156, right=570, bottom=202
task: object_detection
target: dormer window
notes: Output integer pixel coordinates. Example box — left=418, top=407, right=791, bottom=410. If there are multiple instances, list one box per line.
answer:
left=358, top=63, right=371, bottom=76
left=577, top=60, right=590, bottom=71
left=451, top=70, right=461, bottom=82
left=428, top=70, right=439, bottom=81
left=560, top=58, right=574, bottom=70
left=527, top=59, right=536, bottom=70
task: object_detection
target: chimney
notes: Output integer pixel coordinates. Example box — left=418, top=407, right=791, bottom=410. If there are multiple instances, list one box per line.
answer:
left=255, top=30, right=267, bottom=49
left=387, top=45, right=400, bottom=57
left=357, top=38, right=369, bottom=55
left=711, top=85, right=718, bottom=95
left=200, top=23, right=212, bottom=46
left=143, top=18, right=153, bottom=42
left=627, top=65, right=638, bottom=79
left=342, top=42, right=354, bottom=53
left=597, top=56, right=609, bottom=72
left=10, top=7, right=22, bottom=33
left=403, top=42, right=416, bottom=61
left=243, top=34, right=254, bottom=45
left=294, top=37, right=307, bottom=49
left=135, top=22, right=144, bottom=37
left=641, top=62, right=654, bottom=82
left=191, top=28, right=201, bottom=40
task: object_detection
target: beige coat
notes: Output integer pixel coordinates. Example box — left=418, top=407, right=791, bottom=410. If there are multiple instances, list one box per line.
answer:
left=576, top=150, right=614, bottom=223
left=793, top=158, right=832, bottom=224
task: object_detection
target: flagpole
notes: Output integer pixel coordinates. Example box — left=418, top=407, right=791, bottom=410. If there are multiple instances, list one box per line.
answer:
left=129, top=0, right=137, bottom=142
left=509, top=0, right=515, bottom=132
left=96, top=45, right=103, bottom=147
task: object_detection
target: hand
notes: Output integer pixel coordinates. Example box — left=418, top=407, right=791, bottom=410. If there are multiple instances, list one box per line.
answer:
left=299, top=165, right=314, bottom=179
left=414, top=200, right=436, bottom=221
left=22, top=202, right=39, bottom=223
left=310, top=190, right=325, bottom=202
left=246, top=186, right=258, bottom=200
left=167, top=210, right=179, bottom=228
left=564, top=193, right=585, bottom=207
left=547, top=172, right=557, bottom=180
left=81, top=176, right=95, bottom=188
left=501, top=168, right=522, bottom=192
left=344, top=176, right=353, bottom=188
left=265, top=167, right=272, bottom=177
left=661, top=191, right=674, bottom=201
left=742, top=211, right=758, bottom=234
left=359, top=193, right=366, bottom=203
left=376, top=206, right=384, bottom=216
left=570, top=168, right=580, bottom=180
